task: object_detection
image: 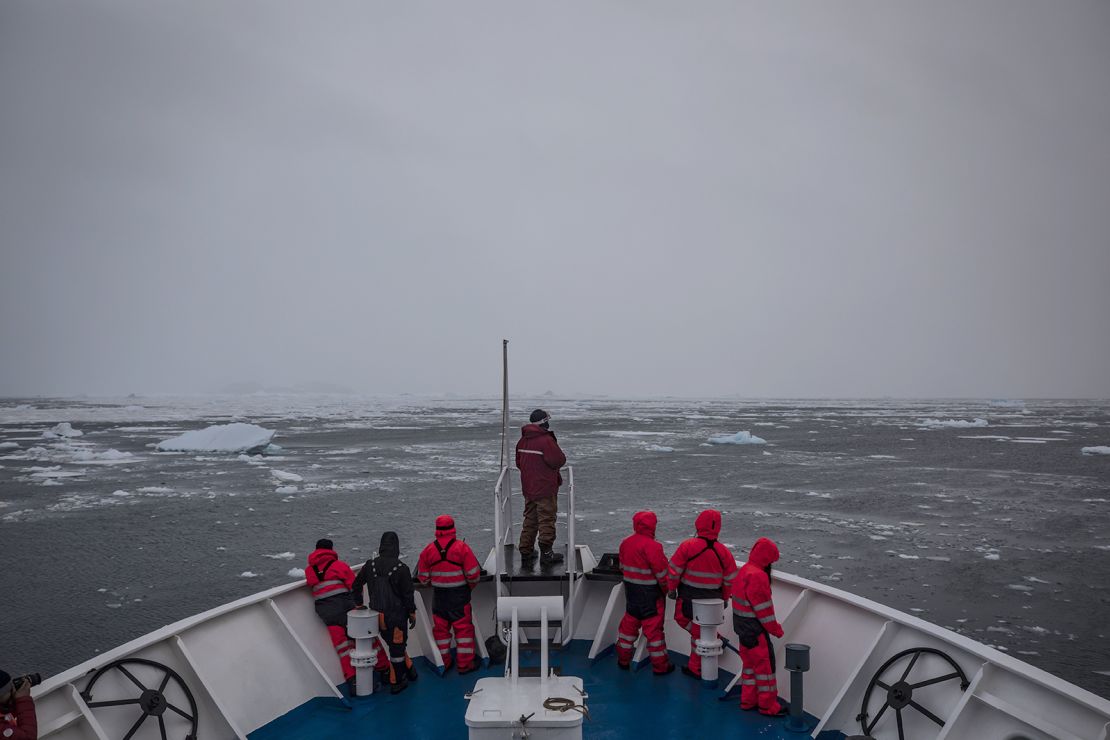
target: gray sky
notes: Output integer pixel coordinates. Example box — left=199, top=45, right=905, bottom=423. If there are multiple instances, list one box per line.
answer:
left=2, top=1, right=1108, bottom=398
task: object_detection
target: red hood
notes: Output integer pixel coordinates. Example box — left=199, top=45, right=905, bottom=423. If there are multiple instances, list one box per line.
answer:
left=695, top=509, right=721, bottom=539
left=632, top=511, right=657, bottom=538
left=308, top=548, right=338, bottom=568
left=435, top=514, right=457, bottom=546
left=747, top=537, right=780, bottom=568
left=521, top=423, right=552, bottom=439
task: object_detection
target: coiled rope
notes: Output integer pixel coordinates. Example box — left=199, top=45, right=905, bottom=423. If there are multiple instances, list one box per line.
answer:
left=543, top=697, right=591, bottom=721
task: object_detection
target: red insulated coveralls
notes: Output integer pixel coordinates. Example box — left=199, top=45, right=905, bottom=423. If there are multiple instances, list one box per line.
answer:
left=616, top=511, right=672, bottom=672
left=732, top=537, right=784, bottom=715
left=417, top=515, right=482, bottom=671
left=667, top=509, right=738, bottom=676
left=306, top=547, right=373, bottom=681
left=1, top=697, right=37, bottom=740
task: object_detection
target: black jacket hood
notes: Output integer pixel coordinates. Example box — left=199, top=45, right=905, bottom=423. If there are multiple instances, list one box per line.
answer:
left=379, top=531, right=400, bottom=558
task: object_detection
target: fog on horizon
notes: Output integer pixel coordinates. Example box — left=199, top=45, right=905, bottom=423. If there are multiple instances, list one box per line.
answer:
left=2, top=1, right=1108, bottom=400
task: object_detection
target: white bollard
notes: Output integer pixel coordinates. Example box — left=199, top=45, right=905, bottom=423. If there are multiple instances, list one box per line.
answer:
left=691, top=599, right=725, bottom=682
left=347, top=607, right=381, bottom=696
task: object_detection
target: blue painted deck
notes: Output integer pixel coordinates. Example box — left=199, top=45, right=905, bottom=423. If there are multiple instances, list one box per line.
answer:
left=250, top=641, right=836, bottom=739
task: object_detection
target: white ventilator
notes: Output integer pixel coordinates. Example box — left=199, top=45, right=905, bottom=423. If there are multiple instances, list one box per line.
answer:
left=692, top=598, right=725, bottom=682
left=347, top=607, right=381, bottom=697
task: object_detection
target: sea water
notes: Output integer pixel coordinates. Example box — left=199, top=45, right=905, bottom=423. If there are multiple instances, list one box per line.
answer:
left=1, top=396, right=1107, bottom=698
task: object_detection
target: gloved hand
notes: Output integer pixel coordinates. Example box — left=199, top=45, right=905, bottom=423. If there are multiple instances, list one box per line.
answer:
left=769, top=625, right=784, bottom=639
left=666, top=590, right=677, bottom=600
left=408, top=614, right=417, bottom=629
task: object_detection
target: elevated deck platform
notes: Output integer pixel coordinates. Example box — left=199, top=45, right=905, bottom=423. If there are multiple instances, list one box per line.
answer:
left=249, top=640, right=829, bottom=739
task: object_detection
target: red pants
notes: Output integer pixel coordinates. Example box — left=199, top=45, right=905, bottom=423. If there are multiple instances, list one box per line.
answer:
left=433, top=603, right=476, bottom=670
left=326, top=625, right=356, bottom=680
left=673, top=599, right=704, bottom=675
left=616, top=600, right=670, bottom=672
left=739, top=635, right=781, bottom=715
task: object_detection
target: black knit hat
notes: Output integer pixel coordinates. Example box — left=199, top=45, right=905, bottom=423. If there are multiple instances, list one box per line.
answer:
left=529, top=409, right=549, bottom=424
left=315, top=538, right=333, bottom=550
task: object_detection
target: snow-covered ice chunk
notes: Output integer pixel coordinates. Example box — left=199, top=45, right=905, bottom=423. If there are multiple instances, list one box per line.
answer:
left=1081, top=446, right=1110, bottom=455
left=275, top=486, right=298, bottom=494
left=287, top=568, right=305, bottom=579
left=0, top=442, right=19, bottom=450
left=271, top=469, right=303, bottom=483
left=240, top=571, right=261, bottom=578
left=707, top=431, right=766, bottom=445
left=156, top=423, right=275, bottom=453
left=918, top=418, right=988, bottom=429
left=645, top=444, right=675, bottom=452
left=264, top=552, right=296, bottom=560
left=43, top=422, right=83, bottom=438
left=71, top=448, right=133, bottom=463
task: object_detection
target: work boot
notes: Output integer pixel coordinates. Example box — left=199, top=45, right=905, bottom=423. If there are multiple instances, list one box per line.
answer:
left=390, top=677, right=409, bottom=695
left=406, top=664, right=419, bottom=682
left=539, top=548, right=564, bottom=566
left=653, top=663, right=675, bottom=676
left=520, top=550, right=537, bottom=566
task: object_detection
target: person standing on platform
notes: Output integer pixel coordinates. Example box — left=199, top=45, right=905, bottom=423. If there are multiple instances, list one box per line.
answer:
left=732, top=537, right=786, bottom=716
left=667, top=509, right=738, bottom=679
left=516, top=409, right=567, bottom=566
left=417, top=515, right=482, bottom=673
left=615, top=511, right=675, bottom=675
left=305, top=538, right=360, bottom=692
left=353, top=531, right=419, bottom=694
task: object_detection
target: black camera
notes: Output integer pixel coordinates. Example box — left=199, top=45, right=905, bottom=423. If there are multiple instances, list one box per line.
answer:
left=12, top=673, right=41, bottom=690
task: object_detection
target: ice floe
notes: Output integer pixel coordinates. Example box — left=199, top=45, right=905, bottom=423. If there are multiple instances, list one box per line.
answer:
left=0, top=442, right=19, bottom=450
left=707, top=431, right=766, bottom=445
left=156, top=423, right=275, bottom=453
left=1081, top=446, right=1110, bottom=455
left=275, top=486, right=298, bottom=494
left=240, top=571, right=261, bottom=578
left=287, top=568, right=305, bottom=579
left=645, top=444, right=675, bottom=452
left=271, top=469, right=303, bottom=483
left=42, top=422, right=83, bottom=438
left=918, top=418, right=989, bottom=429
left=264, top=552, right=296, bottom=560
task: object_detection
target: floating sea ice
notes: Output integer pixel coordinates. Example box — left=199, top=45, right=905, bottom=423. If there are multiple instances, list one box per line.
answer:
left=1024, top=576, right=1050, bottom=584
left=645, top=444, right=675, bottom=452
left=1007, top=584, right=1034, bottom=592
left=240, top=571, right=261, bottom=578
left=264, top=552, right=296, bottom=560
left=287, top=568, right=305, bottom=579
left=1081, top=446, right=1110, bottom=455
left=984, top=553, right=1001, bottom=561
left=918, top=418, right=989, bottom=429
left=71, top=448, right=133, bottom=463
left=42, top=422, right=83, bottom=438
left=0, top=442, right=19, bottom=450
left=138, top=486, right=173, bottom=494
left=271, top=470, right=303, bottom=483
left=275, top=486, right=298, bottom=494
left=707, top=431, right=766, bottom=445
left=156, top=423, right=276, bottom=453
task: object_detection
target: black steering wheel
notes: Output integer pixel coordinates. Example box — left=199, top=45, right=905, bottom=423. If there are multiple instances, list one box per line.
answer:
left=857, top=647, right=969, bottom=739
left=80, top=658, right=199, bottom=740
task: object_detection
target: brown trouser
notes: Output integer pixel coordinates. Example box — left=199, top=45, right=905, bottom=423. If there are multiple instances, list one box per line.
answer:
left=519, top=495, right=557, bottom=555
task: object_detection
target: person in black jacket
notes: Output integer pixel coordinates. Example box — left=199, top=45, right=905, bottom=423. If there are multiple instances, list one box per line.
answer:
left=353, top=531, right=419, bottom=694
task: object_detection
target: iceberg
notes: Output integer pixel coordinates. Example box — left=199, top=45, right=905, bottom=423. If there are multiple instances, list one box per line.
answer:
left=707, top=431, right=767, bottom=445
left=1081, top=446, right=1110, bottom=456
left=42, top=422, right=83, bottom=438
left=156, top=423, right=275, bottom=454
left=918, top=418, right=989, bottom=429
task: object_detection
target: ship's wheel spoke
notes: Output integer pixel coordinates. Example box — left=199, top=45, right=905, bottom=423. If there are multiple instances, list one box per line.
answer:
left=895, top=707, right=905, bottom=740
left=899, top=650, right=921, bottom=682
left=875, top=679, right=891, bottom=691
left=159, top=671, right=172, bottom=693
left=912, top=671, right=961, bottom=690
left=122, top=712, right=149, bottom=740
left=116, top=664, right=149, bottom=692
left=910, top=699, right=945, bottom=726
left=167, top=702, right=195, bottom=721
left=85, top=698, right=142, bottom=709
left=159, top=715, right=169, bottom=740
left=865, top=700, right=890, bottom=733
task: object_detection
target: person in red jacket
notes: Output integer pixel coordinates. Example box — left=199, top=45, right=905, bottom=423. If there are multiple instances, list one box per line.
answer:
left=0, top=669, right=37, bottom=740
left=615, top=511, right=675, bottom=675
left=417, top=515, right=482, bottom=673
left=732, top=537, right=786, bottom=716
left=306, top=538, right=383, bottom=693
left=667, top=509, right=738, bottom=678
left=516, top=409, right=567, bottom=566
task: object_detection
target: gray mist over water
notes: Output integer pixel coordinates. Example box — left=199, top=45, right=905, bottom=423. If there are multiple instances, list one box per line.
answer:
left=1, top=396, right=1108, bottom=698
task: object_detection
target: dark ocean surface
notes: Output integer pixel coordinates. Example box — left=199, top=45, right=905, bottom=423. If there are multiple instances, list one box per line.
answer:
left=1, top=396, right=1108, bottom=698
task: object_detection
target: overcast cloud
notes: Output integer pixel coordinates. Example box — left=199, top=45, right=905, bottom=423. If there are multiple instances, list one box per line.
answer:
left=1, top=1, right=1108, bottom=398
